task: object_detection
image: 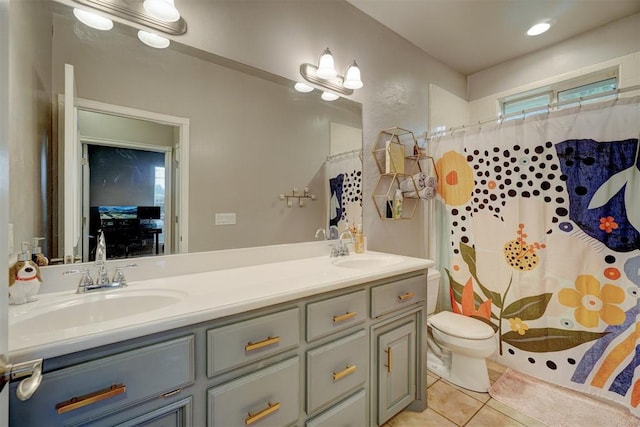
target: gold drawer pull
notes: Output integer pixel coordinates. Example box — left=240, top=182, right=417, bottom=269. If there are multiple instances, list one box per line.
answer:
left=333, top=364, right=357, bottom=381
left=385, top=347, right=392, bottom=373
left=55, top=384, right=126, bottom=414
left=245, top=336, right=280, bottom=352
left=245, top=401, right=281, bottom=425
left=333, top=311, right=357, bottom=323
left=398, top=291, right=415, bottom=301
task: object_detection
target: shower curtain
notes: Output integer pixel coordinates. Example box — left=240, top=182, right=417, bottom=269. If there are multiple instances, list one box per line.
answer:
left=430, top=98, right=640, bottom=415
left=324, top=150, right=362, bottom=236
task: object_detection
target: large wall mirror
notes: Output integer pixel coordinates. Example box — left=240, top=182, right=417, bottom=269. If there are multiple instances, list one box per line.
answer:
left=12, top=0, right=363, bottom=263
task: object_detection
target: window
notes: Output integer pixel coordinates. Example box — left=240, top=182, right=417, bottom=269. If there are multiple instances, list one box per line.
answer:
left=500, top=68, right=618, bottom=120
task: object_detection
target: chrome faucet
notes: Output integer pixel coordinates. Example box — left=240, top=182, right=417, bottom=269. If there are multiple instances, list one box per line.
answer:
left=331, top=230, right=354, bottom=257
left=64, top=263, right=138, bottom=293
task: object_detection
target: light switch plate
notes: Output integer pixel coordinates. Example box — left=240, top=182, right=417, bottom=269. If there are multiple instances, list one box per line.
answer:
left=215, top=213, right=236, bottom=225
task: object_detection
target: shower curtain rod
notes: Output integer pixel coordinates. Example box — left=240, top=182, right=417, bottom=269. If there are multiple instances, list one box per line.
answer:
left=425, top=84, right=640, bottom=141
left=326, top=148, right=363, bottom=161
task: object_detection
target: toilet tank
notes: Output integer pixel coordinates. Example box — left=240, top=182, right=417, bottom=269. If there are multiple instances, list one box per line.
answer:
left=426, top=269, right=442, bottom=315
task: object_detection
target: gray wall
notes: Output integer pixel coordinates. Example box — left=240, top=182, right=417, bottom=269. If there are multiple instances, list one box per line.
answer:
left=468, top=13, right=640, bottom=100
left=8, top=0, right=52, bottom=255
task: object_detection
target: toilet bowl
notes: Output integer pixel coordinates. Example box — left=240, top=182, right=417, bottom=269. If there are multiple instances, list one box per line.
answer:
left=425, top=270, right=497, bottom=392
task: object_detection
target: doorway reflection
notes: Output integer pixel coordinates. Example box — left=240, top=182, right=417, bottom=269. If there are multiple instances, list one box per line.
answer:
left=86, top=145, right=166, bottom=260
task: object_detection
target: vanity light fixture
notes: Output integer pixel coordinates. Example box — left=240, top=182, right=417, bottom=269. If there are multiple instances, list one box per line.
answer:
left=72, top=7, right=114, bottom=31
left=316, top=48, right=337, bottom=79
left=143, top=0, right=181, bottom=23
left=137, top=30, right=170, bottom=48
left=527, top=22, right=551, bottom=36
left=298, top=47, right=364, bottom=99
left=321, top=91, right=340, bottom=101
left=343, top=61, right=363, bottom=90
left=294, top=82, right=314, bottom=93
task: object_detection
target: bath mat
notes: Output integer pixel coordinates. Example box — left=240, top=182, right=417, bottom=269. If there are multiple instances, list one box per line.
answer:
left=489, top=368, right=640, bottom=426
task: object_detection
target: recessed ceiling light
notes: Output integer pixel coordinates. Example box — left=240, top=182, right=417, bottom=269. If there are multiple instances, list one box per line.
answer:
left=73, top=8, right=114, bottom=31
left=527, top=22, right=551, bottom=36
left=137, top=30, right=170, bottom=48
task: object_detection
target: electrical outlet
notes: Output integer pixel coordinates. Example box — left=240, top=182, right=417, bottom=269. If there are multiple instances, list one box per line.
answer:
left=215, top=213, right=236, bottom=226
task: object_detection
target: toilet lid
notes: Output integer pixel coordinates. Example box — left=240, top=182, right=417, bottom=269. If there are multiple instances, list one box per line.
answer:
left=428, top=311, right=495, bottom=339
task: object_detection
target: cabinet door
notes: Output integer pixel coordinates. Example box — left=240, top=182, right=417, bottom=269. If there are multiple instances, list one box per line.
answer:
left=377, top=319, right=416, bottom=425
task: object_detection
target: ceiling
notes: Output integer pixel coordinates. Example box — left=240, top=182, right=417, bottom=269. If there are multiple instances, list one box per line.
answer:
left=346, top=0, right=640, bottom=76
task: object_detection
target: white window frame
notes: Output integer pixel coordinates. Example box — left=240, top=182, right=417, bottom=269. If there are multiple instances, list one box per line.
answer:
left=500, top=67, right=618, bottom=120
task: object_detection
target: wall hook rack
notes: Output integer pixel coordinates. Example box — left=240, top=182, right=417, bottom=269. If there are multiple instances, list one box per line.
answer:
left=279, top=187, right=316, bottom=207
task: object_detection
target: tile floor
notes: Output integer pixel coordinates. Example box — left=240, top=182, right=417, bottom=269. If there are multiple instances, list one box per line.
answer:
left=384, top=360, right=547, bottom=427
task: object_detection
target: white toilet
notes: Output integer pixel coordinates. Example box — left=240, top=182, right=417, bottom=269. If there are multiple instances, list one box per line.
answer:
left=426, top=270, right=497, bottom=392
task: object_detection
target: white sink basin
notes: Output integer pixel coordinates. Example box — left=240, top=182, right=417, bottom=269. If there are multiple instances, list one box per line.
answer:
left=9, top=288, right=186, bottom=335
left=332, top=253, right=403, bottom=269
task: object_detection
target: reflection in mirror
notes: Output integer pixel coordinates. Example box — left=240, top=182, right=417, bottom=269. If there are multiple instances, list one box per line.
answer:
left=12, top=0, right=363, bottom=263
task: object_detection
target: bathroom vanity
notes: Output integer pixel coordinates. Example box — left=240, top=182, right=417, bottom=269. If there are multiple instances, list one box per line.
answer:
left=7, top=247, right=433, bottom=426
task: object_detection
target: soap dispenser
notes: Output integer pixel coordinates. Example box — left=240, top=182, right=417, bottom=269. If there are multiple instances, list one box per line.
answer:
left=31, top=237, right=49, bottom=266
left=8, top=242, right=42, bottom=305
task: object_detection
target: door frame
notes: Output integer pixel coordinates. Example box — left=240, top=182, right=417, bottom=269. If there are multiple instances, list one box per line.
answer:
left=58, top=96, right=190, bottom=257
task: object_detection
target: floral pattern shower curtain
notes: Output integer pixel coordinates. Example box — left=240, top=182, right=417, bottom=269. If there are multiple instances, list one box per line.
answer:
left=430, top=98, right=640, bottom=414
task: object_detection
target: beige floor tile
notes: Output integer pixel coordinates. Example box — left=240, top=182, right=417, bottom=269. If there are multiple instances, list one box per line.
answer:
left=427, top=380, right=484, bottom=425
left=486, top=398, right=547, bottom=427
left=386, top=407, right=457, bottom=427
left=487, top=358, right=507, bottom=374
left=440, top=377, right=491, bottom=403
left=426, top=372, right=439, bottom=388
left=465, top=405, right=527, bottom=427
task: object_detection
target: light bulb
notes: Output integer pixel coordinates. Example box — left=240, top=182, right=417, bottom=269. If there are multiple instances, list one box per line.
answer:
left=527, top=22, right=551, bottom=36
left=73, top=8, right=113, bottom=31
left=321, top=91, right=339, bottom=101
left=294, top=82, right=314, bottom=93
left=138, top=30, right=170, bottom=48
left=316, top=48, right=337, bottom=79
left=143, top=0, right=180, bottom=23
left=343, top=60, right=363, bottom=89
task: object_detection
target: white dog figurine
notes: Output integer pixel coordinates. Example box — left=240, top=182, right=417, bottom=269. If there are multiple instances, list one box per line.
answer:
left=8, top=259, right=42, bottom=305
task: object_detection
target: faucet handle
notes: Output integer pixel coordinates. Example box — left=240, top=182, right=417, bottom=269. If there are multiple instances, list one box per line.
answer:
left=63, top=269, right=93, bottom=293
left=112, top=263, right=138, bottom=287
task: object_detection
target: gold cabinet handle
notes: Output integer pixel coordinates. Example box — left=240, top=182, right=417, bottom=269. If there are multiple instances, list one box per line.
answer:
left=385, top=348, right=392, bottom=373
left=245, top=336, right=280, bottom=352
left=55, top=384, right=126, bottom=414
left=333, top=364, right=357, bottom=381
left=245, top=401, right=280, bottom=425
left=332, top=311, right=357, bottom=323
left=398, top=291, right=415, bottom=301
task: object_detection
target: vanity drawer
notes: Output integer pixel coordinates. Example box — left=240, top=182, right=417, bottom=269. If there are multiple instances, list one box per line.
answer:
left=306, top=290, right=366, bottom=341
left=371, top=274, right=426, bottom=317
left=9, top=335, right=195, bottom=426
left=305, top=389, right=366, bottom=427
left=206, top=307, right=299, bottom=376
left=306, top=329, right=368, bottom=414
left=207, top=356, right=300, bottom=427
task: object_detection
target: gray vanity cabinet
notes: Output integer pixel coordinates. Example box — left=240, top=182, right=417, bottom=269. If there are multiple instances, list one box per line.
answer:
left=370, top=275, right=425, bottom=426
left=9, top=269, right=428, bottom=427
left=8, top=335, right=195, bottom=427
left=375, top=317, right=417, bottom=425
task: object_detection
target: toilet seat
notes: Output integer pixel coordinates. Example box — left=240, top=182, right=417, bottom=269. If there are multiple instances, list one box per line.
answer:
left=428, top=311, right=494, bottom=340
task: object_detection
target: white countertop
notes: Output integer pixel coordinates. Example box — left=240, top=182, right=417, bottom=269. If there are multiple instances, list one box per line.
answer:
left=9, top=251, right=433, bottom=363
